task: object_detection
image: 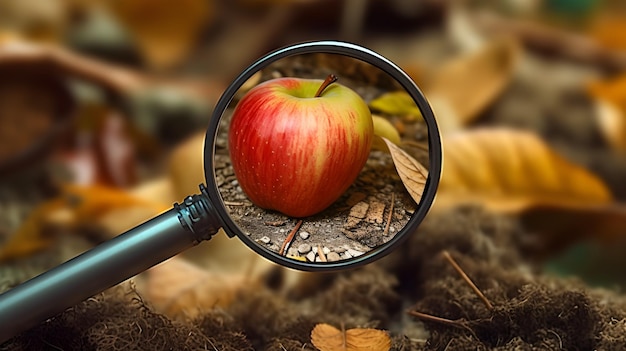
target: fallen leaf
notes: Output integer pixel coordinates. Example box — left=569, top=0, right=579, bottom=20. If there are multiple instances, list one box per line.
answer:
left=311, top=323, right=391, bottom=351
left=593, top=99, right=626, bottom=152
left=108, top=0, right=213, bottom=69
left=136, top=256, right=255, bottom=320
left=436, top=128, right=613, bottom=212
left=427, top=38, right=519, bottom=125
left=369, top=91, right=422, bottom=121
left=376, top=136, right=428, bottom=205
left=587, top=76, right=626, bottom=152
left=371, top=114, right=401, bottom=150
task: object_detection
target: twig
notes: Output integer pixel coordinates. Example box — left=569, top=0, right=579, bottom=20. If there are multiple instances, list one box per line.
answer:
left=442, top=250, right=493, bottom=310
left=224, top=201, right=245, bottom=206
left=278, top=220, right=303, bottom=256
left=383, top=192, right=395, bottom=236
left=407, top=310, right=478, bottom=339
left=407, top=310, right=466, bottom=329
left=318, top=245, right=327, bottom=262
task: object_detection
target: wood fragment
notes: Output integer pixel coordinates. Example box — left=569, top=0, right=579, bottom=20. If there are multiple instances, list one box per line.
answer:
left=278, top=220, right=303, bottom=256
left=442, top=250, right=493, bottom=310
left=366, top=201, right=385, bottom=224
left=224, top=201, right=245, bottom=206
left=384, top=193, right=395, bottom=236
left=318, top=245, right=327, bottom=262
left=407, top=310, right=477, bottom=338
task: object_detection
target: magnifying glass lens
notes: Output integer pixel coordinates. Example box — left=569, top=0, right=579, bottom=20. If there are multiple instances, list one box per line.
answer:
left=209, top=50, right=437, bottom=268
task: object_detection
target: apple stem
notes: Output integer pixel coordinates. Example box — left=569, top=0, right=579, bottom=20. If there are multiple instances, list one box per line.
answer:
left=314, top=74, right=338, bottom=98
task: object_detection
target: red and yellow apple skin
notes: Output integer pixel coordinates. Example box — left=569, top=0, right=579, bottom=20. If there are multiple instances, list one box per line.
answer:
left=228, top=77, right=373, bottom=217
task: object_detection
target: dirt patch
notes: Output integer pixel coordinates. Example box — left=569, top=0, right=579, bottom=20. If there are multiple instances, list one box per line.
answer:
left=5, top=207, right=626, bottom=350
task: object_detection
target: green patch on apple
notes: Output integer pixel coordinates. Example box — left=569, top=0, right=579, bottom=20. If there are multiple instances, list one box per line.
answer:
left=229, top=74, right=426, bottom=218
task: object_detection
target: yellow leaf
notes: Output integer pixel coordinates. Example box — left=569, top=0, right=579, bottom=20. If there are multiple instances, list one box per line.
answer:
left=376, top=136, right=428, bottom=206
left=369, top=91, right=421, bottom=121
left=436, top=128, right=613, bottom=212
left=371, top=115, right=401, bottom=151
left=108, top=0, right=213, bottom=69
left=311, top=323, right=391, bottom=351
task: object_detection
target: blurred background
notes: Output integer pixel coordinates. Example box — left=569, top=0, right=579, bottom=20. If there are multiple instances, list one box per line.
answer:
left=1, top=0, right=626, bottom=295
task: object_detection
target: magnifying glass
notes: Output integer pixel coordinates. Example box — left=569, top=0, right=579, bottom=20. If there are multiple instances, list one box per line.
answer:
left=0, top=40, right=441, bottom=342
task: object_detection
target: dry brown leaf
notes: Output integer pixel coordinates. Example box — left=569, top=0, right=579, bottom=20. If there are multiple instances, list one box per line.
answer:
left=427, top=38, right=519, bottom=125
left=376, top=136, right=428, bottom=205
left=108, top=0, right=213, bottom=69
left=436, top=128, right=612, bottom=212
left=311, top=323, right=391, bottom=351
left=137, top=256, right=254, bottom=320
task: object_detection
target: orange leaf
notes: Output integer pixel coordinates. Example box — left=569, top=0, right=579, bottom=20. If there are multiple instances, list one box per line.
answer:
left=311, top=323, right=391, bottom=351
left=0, top=184, right=168, bottom=261
left=436, top=128, right=612, bottom=212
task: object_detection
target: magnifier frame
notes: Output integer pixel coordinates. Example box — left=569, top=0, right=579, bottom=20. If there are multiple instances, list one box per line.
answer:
left=204, top=40, right=442, bottom=271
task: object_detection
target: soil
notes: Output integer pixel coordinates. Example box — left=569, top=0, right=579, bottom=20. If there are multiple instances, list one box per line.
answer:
left=4, top=207, right=626, bottom=350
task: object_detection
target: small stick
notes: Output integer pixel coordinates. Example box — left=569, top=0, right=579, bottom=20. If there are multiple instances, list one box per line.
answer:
left=224, top=201, right=245, bottom=206
left=278, top=220, right=303, bottom=256
left=442, top=251, right=493, bottom=310
left=407, top=310, right=465, bottom=329
left=317, top=245, right=327, bottom=262
left=407, top=310, right=477, bottom=338
left=383, top=192, right=395, bottom=236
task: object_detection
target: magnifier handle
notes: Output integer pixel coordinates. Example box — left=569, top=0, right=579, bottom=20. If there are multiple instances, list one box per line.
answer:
left=0, top=185, right=220, bottom=343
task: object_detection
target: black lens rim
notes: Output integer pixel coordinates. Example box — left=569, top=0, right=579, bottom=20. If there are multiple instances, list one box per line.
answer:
left=204, top=40, right=442, bottom=272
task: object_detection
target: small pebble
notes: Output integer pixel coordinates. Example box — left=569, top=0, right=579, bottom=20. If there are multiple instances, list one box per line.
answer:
left=287, top=247, right=298, bottom=257
left=260, top=236, right=271, bottom=244
left=306, top=251, right=316, bottom=262
left=299, top=231, right=310, bottom=240
left=297, top=243, right=311, bottom=254
left=342, top=251, right=352, bottom=259
left=327, top=252, right=341, bottom=262
left=322, top=247, right=331, bottom=255
left=347, top=249, right=364, bottom=257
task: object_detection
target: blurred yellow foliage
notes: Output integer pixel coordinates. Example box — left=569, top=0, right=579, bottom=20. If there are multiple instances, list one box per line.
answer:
left=436, top=128, right=613, bottom=212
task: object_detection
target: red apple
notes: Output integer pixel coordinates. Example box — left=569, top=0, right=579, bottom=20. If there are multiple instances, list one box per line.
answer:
left=228, top=75, right=373, bottom=217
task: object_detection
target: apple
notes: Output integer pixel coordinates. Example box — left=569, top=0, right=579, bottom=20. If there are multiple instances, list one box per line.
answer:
left=228, top=74, right=373, bottom=217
